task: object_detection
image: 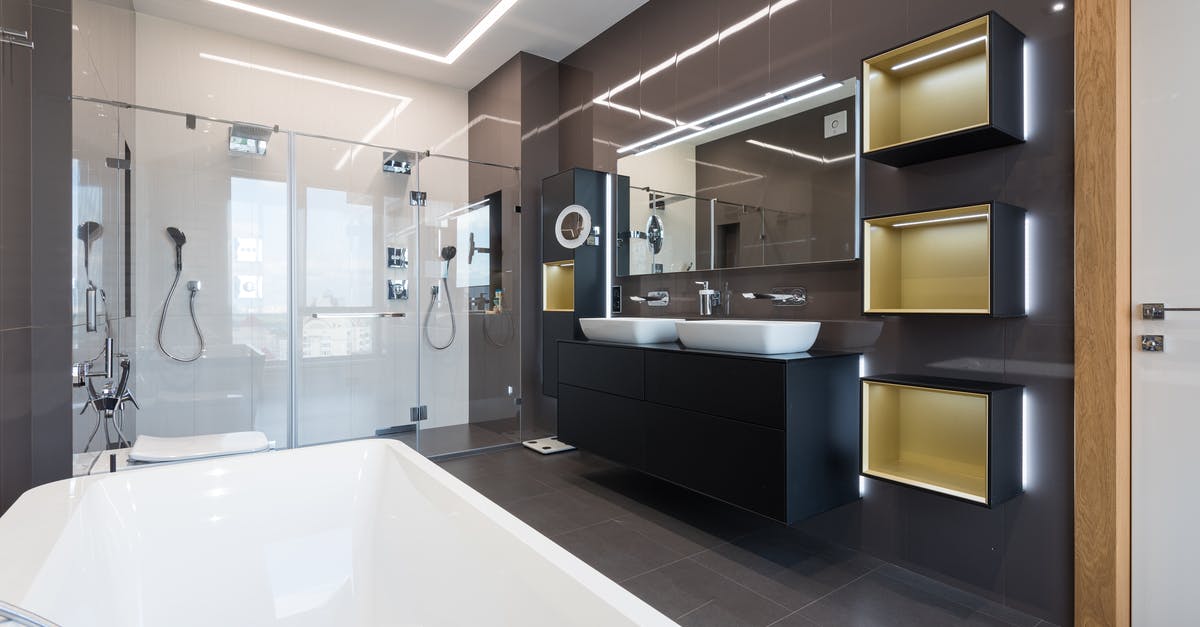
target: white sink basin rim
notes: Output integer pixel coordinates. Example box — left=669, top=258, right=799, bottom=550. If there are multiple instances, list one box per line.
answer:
left=675, top=319, right=821, bottom=354
left=579, top=317, right=685, bottom=344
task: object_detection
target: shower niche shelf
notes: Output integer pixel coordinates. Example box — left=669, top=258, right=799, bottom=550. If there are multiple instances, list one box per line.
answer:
left=861, top=375, right=1022, bottom=507
left=862, top=12, right=1025, bottom=167
left=863, top=202, right=1024, bottom=317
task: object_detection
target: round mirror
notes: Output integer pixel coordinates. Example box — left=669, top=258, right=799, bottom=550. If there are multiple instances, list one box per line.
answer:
left=554, top=204, right=592, bottom=249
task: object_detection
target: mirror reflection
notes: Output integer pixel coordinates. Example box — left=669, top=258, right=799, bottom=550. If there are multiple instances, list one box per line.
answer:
left=616, top=77, right=859, bottom=276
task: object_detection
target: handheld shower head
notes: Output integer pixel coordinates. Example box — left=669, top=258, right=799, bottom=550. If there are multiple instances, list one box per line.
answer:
left=76, top=221, right=103, bottom=276
left=166, top=227, right=187, bottom=271
left=440, top=246, right=457, bottom=262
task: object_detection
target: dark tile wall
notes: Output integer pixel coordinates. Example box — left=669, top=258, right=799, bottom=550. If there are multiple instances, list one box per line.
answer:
left=0, top=0, right=72, bottom=511
left=468, top=52, right=563, bottom=441
left=551, top=1, right=1074, bottom=624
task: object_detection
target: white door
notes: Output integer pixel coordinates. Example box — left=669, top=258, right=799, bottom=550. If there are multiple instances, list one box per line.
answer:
left=1131, top=0, right=1200, bottom=623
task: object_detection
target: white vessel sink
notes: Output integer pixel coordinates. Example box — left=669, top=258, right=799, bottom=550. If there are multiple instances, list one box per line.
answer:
left=579, top=317, right=684, bottom=344
left=676, top=320, right=821, bottom=354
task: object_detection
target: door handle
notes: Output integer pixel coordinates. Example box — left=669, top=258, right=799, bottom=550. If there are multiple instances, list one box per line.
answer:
left=1141, top=303, right=1200, bottom=320
left=310, top=312, right=406, bottom=319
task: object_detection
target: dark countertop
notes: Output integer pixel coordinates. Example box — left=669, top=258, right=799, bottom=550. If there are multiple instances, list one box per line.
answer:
left=560, top=339, right=861, bottom=363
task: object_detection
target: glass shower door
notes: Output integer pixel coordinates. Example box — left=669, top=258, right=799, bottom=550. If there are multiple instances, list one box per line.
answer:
left=292, top=135, right=421, bottom=447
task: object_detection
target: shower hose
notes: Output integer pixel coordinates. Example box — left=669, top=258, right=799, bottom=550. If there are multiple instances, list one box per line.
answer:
left=156, top=268, right=206, bottom=362
left=424, top=277, right=456, bottom=350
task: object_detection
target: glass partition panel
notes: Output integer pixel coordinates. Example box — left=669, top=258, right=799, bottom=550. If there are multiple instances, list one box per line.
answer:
left=129, top=109, right=291, bottom=447
left=292, top=135, right=421, bottom=447
left=416, top=154, right=521, bottom=456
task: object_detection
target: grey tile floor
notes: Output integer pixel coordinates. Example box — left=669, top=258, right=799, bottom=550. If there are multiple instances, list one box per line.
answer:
left=437, top=446, right=1055, bottom=627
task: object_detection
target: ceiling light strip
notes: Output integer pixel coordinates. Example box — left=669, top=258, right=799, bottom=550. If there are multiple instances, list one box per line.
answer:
left=206, top=0, right=517, bottom=65
left=746, top=139, right=855, bottom=165
left=890, top=35, right=987, bottom=71
left=633, top=83, right=842, bottom=157
left=199, top=53, right=413, bottom=103
left=617, top=74, right=826, bottom=154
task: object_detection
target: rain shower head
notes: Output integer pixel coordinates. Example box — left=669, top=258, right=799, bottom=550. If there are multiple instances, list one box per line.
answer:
left=77, top=221, right=103, bottom=279
left=166, top=227, right=187, bottom=271
left=228, top=123, right=273, bottom=156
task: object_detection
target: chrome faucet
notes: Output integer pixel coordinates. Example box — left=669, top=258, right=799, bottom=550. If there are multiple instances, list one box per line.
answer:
left=742, top=287, right=809, bottom=306
left=696, top=281, right=721, bottom=316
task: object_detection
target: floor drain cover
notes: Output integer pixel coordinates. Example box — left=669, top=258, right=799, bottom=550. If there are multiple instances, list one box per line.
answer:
left=522, top=437, right=576, bottom=455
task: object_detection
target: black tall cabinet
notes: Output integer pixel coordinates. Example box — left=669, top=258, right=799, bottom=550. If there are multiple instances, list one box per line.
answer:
left=540, top=168, right=609, bottom=398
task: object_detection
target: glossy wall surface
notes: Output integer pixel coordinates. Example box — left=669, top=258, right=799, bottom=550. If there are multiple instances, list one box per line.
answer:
left=551, top=1, right=1074, bottom=624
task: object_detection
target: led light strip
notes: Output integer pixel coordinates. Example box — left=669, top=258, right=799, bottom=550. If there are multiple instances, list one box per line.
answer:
left=616, top=74, right=826, bottom=154
left=745, top=140, right=853, bottom=165
left=631, top=82, right=842, bottom=157
left=199, top=53, right=413, bottom=103
left=206, top=0, right=518, bottom=64
left=890, top=35, right=987, bottom=71
left=890, top=213, right=988, bottom=228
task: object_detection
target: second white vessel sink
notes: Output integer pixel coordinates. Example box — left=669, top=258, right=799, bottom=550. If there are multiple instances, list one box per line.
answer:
left=580, top=317, right=684, bottom=344
left=676, top=320, right=821, bottom=354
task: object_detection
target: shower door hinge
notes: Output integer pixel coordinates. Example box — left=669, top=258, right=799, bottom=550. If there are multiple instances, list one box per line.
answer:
left=409, top=191, right=427, bottom=207
left=409, top=405, right=429, bottom=422
left=106, top=157, right=131, bottom=170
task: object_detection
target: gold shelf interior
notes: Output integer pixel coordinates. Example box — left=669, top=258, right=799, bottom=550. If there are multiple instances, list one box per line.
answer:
left=864, top=204, right=992, bottom=314
left=864, top=15, right=990, bottom=153
left=543, top=260, right=575, bottom=312
left=863, top=381, right=989, bottom=503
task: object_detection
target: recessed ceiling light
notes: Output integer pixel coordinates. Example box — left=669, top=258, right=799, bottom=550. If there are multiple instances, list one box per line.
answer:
left=1051, top=2, right=1067, bottom=12
left=199, top=53, right=413, bottom=103
left=205, top=0, right=518, bottom=64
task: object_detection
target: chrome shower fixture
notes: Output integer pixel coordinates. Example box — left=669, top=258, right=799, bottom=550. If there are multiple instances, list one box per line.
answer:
left=77, top=221, right=104, bottom=332
left=383, top=150, right=414, bottom=174
left=228, top=123, right=274, bottom=156
left=425, top=246, right=459, bottom=350
left=157, top=226, right=207, bottom=362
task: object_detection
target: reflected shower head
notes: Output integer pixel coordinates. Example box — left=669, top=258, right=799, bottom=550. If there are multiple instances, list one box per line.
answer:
left=166, top=227, right=187, bottom=271
left=77, top=221, right=103, bottom=276
left=440, top=246, right=457, bottom=262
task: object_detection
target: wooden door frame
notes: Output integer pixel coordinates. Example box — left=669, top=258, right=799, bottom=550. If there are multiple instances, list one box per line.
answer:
left=1074, top=0, right=1131, bottom=625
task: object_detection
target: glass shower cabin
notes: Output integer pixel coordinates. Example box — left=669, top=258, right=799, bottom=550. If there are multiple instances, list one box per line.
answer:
left=70, top=100, right=522, bottom=470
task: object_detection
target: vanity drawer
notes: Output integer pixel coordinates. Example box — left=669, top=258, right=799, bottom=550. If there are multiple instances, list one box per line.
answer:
left=559, top=342, right=645, bottom=399
left=646, top=404, right=787, bottom=521
left=557, top=385, right=646, bottom=468
left=645, top=351, right=786, bottom=429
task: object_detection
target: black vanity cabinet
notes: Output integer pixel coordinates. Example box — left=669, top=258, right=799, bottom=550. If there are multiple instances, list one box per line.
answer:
left=557, top=340, right=861, bottom=523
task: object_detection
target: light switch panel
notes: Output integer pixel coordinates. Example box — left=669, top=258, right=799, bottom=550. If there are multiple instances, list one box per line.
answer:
left=825, top=110, right=848, bottom=138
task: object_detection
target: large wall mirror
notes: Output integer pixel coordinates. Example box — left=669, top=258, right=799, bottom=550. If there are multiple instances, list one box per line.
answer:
left=616, top=77, right=859, bottom=276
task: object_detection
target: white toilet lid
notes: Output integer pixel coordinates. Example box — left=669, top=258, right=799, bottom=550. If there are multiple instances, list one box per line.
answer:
left=129, top=431, right=271, bottom=463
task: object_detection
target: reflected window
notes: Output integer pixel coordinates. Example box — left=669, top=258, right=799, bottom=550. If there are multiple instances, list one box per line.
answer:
left=305, top=188, right=373, bottom=307
left=230, top=176, right=288, bottom=360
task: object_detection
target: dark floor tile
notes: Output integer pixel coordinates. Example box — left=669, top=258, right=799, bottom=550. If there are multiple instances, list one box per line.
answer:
left=552, top=519, right=685, bottom=581
left=454, top=470, right=556, bottom=505
left=874, top=564, right=1042, bottom=627
left=796, top=571, right=1013, bottom=627
left=692, top=526, right=881, bottom=610
left=623, top=558, right=791, bottom=625
left=502, top=485, right=628, bottom=537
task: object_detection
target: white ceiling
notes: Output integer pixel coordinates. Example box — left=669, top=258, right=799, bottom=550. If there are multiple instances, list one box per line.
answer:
left=129, top=0, right=645, bottom=89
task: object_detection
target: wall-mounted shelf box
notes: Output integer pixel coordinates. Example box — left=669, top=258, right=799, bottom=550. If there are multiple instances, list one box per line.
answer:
left=542, top=260, right=576, bottom=312
left=863, top=202, right=1024, bottom=317
left=862, top=13, right=1025, bottom=167
left=861, top=375, right=1022, bottom=507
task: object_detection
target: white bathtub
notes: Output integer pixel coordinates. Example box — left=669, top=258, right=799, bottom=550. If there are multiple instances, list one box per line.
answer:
left=0, top=440, right=674, bottom=626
